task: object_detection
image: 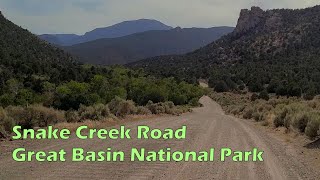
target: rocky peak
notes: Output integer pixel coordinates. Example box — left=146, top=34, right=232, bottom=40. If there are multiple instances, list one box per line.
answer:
left=0, top=11, right=6, bottom=21
left=234, top=6, right=266, bottom=34
left=174, top=26, right=182, bottom=32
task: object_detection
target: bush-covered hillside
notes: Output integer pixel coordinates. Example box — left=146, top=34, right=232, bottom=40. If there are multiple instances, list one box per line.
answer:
left=0, top=12, right=85, bottom=85
left=0, top=12, right=203, bottom=109
left=0, top=12, right=204, bottom=137
left=129, top=6, right=320, bottom=98
left=0, top=65, right=204, bottom=137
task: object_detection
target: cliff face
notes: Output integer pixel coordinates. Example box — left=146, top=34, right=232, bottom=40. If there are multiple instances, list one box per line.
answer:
left=234, top=6, right=286, bottom=35
left=235, top=7, right=266, bottom=34
left=0, top=11, right=4, bottom=19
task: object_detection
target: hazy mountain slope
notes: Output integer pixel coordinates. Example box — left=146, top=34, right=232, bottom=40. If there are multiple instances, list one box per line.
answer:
left=39, top=34, right=80, bottom=46
left=83, top=19, right=172, bottom=41
left=38, top=34, right=63, bottom=46
left=64, top=26, right=234, bottom=65
left=129, top=6, right=320, bottom=96
left=39, top=19, right=173, bottom=46
left=0, top=11, right=81, bottom=85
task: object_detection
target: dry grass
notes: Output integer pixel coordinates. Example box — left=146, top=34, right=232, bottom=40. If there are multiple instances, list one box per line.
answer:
left=54, top=118, right=118, bottom=132
left=0, top=96, right=193, bottom=138
left=54, top=114, right=159, bottom=132
left=209, top=91, right=320, bottom=139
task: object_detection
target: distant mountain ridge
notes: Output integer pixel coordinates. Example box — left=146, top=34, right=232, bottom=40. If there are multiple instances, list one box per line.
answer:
left=64, top=26, right=234, bottom=65
left=39, top=19, right=173, bottom=46
left=129, top=6, right=320, bottom=96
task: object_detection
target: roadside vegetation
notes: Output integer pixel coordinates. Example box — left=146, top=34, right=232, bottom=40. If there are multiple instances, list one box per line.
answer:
left=0, top=66, right=203, bottom=138
left=0, top=97, right=193, bottom=137
left=209, top=91, right=320, bottom=139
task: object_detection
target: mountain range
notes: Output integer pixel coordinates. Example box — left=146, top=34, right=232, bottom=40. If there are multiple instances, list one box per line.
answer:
left=129, top=6, right=320, bottom=96
left=2, top=5, right=320, bottom=98
left=39, top=19, right=173, bottom=46
left=64, top=26, right=234, bottom=65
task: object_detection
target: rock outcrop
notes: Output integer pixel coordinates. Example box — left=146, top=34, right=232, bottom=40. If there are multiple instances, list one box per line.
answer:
left=234, top=6, right=287, bottom=35
left=234, top=7, right=266, bottom=34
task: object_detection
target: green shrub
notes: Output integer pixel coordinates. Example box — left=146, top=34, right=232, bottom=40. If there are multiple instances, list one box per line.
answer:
left=248, top=81, right=264, bottom=92
left=305, top=115, right=320, bottom=139
left=146, top=101, right=166, bottom=114
left=304, top=89, right=316, bottom=100
left=117, top=100, right=137, bottom=117
left=261, top=120, right=269, bottom=126
left=78, top=104, right=110, bottom=120
left=136, top=106, right=152, bottom=115
left=0, top=108, right=15, bottom=136
left=243, top=108, right=254, bottom=119
left=230, top=106, right=240, bottom=115
left=145, top=101, right=184, bottom=115
left=0, top=94, right=15, bottom=108
left=2, top=116, right=15, bottom=133
left=170, top=94, right=187, bottom=105
left=163, top=101, right=175, bottom=114
left=65, top=110, right=80, bottom=123
left=284, top=113, right=293, bottom=129
left=259, top=91, right=270, bottom=101
left=252, top=112, right=264, bottom=122
left=164, top=101, right=174, bottom=109
left=307, top=101, right=320, bottom=109
left=274, top=107, right=290, bottom=127
left=228, top=105, right=246, bottom=116
left=274, top=114, right=284, bottom=128
left=26, top=105, right=65, bottom=127
left=189, top=98, right=200, bottom=107
left=108, top=97, right=124, bottom=114
left=5, top=106, right=31, bottom=129
left=78, top=105, right=96, bottom=120
left=109, top=97, right=137, bottom=117
left=292, top=112, right=310, bottom=133
left=263, top=104, right=273, bottom=111
left=0, top=108, right=7, bottom=122
left=94, top=104, right=111, bottom=117
left=170, top=107, right=184, bottom=115
left=251, top=93, right=259, bottom=102
left=268, top=99, right=279, bottom=108
left=239, top=105, right=246, bottom=113
left=214, top=81, right=229, bottom=92
left=0, top=127, right=6, bottom=138
left=4, top=106, right=23, bottom=122
left=5, top=105, right=64, bottom=128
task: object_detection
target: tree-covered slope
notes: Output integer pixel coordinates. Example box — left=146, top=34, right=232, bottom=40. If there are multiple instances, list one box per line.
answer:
left=129, top=6, right=320, bottom=97
left=0, top=12, right=203, bottom=110
left=0, top=11, right=83, bottom=86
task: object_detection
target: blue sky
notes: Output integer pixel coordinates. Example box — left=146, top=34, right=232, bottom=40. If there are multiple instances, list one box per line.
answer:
left=0, top=0, right=318, bottom=34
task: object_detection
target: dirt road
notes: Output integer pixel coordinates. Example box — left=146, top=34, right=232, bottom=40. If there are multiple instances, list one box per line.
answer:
left=0, top=96, right=319, bottom=179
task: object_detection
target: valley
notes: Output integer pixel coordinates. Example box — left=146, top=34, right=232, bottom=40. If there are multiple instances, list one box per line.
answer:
left=0, top=3, right=319, bottom=180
